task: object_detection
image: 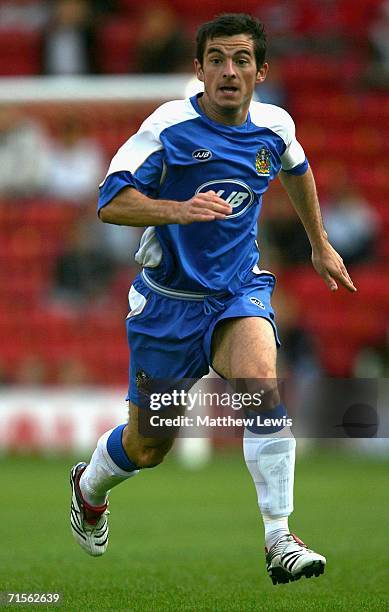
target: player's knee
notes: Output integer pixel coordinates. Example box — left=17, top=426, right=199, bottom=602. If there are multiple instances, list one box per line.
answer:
left=132, top=444, right=168, bottom=468
left=124, top=436, right=173, bottom=468
left=259, top=384, right=281, bottom=411
left=238, top=372, right=280, bottom=412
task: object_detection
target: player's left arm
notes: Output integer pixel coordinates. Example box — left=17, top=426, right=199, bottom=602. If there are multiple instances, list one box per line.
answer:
left=279, top=167, right=357, bottom=293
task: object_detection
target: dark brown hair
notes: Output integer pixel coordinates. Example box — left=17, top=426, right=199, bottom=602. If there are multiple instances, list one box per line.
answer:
left=196, top=13, right=266, bottom=69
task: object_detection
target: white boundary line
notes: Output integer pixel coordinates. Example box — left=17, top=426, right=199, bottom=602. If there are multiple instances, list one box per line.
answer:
left=0, top=75, right=198, bottom=102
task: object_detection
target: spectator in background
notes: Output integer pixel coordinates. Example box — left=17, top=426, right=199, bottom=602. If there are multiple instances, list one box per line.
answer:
left=0, top=0, right=49, bottom=31
left=299, top=0, right=347, bottom=55
left=14, top=354, right=49, bottom=386
left=0, top=105, right=50, bottom=198
left=272, top=287, right=320, bottom=379
left=255, top=59, right=287, bottom=107
left=45, top=114, right=105, bottom=202
left=56, top=356, right=90, bottom=385
left=52, top=219, right=115, bottom=306
left=0, top=360, right=11, bottom=386
left=136, top=1, right=191, bottom=73
left=90, top=0, right=117, bottom=17
left=365, top=0, right=389, bottom=89
left=99, top=221, right=143, bottom=266
left=75, top=200, right=143, bottom=266
left=353, top=326, right=389, bottom=455
left=261, top=181, right=311, bottom=266
left=256, top=0, right=303, bottom=57
left=322, top=179, right=378, bottom=265
left=354, top=331, right=389, bottom=378
left=41, top=0, right=98, bottom=75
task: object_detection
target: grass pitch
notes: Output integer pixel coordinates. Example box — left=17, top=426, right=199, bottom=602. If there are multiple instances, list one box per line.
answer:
left=1, top=447, right=388, bottom=611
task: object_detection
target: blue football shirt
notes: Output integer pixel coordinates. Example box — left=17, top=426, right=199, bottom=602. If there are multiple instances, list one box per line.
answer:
left=98, top=94, right=308, bottom=294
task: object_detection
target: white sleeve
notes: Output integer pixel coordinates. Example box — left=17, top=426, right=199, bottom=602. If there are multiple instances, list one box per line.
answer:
left=249, top=102, right=307, bottom=173
left=280, top=112, right=307, bottom=172
left=103, top=114, right=163, bottom=180
left=101, top=99, right=199, bottom=184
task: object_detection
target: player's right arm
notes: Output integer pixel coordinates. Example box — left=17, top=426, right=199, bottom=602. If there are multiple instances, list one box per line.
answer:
left=99, top=187, right=231, bottom=227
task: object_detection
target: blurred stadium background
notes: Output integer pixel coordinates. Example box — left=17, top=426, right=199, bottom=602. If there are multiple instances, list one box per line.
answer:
left=0, top=2, right=388, bottom=609
left=0, top=0, right=388, bottom=451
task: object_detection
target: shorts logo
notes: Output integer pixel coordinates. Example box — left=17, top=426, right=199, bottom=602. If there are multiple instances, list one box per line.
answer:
left=256, top=146, right=271, bottom=176
left=250, top=296, right=266, bottom=309
left=195, top=179, right=254, bottom=219
left=192, top=149, right=212, bottom=161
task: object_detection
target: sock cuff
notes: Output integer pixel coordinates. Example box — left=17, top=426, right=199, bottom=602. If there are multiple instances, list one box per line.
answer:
left=246, top=403, right=289, bottom=435
left=106, top=424, right=139, bottom=472
left=262, top=514, right=289, bottom=524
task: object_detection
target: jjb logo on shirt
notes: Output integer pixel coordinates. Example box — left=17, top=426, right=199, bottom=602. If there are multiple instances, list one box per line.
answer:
left=195, top=179, right=254, bottom=219
left=192, top=149, right=212, bottom=161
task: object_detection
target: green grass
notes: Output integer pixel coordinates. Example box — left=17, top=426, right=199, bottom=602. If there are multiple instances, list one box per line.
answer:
left=1, top=448, right=388, bottom=611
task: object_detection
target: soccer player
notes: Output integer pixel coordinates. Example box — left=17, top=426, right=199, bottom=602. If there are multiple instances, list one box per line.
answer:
left=70, top=13, right=356, bottom=584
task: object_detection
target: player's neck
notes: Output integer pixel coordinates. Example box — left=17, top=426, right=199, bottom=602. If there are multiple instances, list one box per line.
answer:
left=198, top=94, right=249, bottom=126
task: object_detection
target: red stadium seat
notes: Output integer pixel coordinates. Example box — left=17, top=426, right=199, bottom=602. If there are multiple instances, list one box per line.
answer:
left=0, top=30, right=41, bottom=76
left=168, top=0, right=264, bottom=22
left=316, top=336, right=359, bottom=377
left=98, top=19, right=140, bottom=74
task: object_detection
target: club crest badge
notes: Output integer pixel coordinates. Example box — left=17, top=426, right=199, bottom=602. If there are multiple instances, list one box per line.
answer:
left=256, top=146, right=271, bottom=176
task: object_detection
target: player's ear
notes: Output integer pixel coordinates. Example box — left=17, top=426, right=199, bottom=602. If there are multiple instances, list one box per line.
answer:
left=256, top=62, right=269, bottom=85
left=194, top=58, right=204, bottom=82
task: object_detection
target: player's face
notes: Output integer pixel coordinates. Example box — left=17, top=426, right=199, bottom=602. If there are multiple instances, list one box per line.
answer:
left=194, top=34, right=268, bottom=125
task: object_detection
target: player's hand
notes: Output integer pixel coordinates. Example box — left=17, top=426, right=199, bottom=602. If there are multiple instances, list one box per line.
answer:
left=311, top=241, right=357, bottom=292
left=178, top=191, right=232, bottom=224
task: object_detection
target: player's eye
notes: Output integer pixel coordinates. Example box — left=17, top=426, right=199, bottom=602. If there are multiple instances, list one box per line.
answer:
left=236, top=58, right=249, bottom=65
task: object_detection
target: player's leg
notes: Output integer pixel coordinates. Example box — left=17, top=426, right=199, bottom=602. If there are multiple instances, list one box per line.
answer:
left=212, top=315, right=280, bottom=400
left=71, top=403, right=178, bottom=557
left=211, top=316, right=326, bottom=584
left=70, top=277, right=208, bottom=556
left=122, top=401, right=177, bottom=467
left=80, top=400, right=177, bottom=504
left=212, top=316, right=293, bottom=542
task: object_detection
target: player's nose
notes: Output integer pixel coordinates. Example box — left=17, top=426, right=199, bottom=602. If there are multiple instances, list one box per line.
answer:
left=223, top=59, right=237, bottom=77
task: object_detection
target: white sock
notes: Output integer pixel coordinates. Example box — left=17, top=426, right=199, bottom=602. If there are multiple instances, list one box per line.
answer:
left=262, top=515, right=289, bottom=550
left=80, top=429, right=139, bottom=507
left=243, top=427, right=296, bottom=544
